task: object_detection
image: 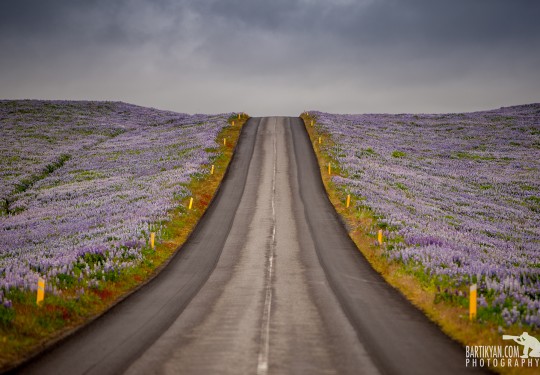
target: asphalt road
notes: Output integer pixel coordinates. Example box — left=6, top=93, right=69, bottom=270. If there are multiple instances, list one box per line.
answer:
left=15, top=117, right=485, bottom=374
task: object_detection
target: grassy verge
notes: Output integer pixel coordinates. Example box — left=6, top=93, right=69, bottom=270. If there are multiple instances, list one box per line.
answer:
left=300, top=113, right=538, bottom=375
left=0, top=113, right=249, bottom=371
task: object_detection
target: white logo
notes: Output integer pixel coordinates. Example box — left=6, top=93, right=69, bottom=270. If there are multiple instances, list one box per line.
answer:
left=465, top=331, right=540, bottom=368
left=503, top=332, right=540, bottom=359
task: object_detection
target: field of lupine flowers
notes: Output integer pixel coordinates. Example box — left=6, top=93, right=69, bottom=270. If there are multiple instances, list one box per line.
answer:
left=309, top=104, right=540, bottom=329
left=0, top=100, right=232, bottom=323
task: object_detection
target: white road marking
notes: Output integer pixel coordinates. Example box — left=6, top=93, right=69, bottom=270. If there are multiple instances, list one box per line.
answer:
left=257, top=118, right=278, bottom=375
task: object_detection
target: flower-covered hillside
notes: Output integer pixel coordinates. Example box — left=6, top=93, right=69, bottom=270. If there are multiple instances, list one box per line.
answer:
left=0, top=100, right=231, bottom=306
left=312, top=104, right=540, bottom=327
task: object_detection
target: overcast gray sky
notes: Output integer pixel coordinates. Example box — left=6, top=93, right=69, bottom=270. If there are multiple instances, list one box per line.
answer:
left=1, top=0, right=539, bottom=116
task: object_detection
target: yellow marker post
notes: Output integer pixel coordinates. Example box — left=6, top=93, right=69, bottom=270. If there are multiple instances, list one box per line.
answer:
left=328, top=163, right=331, bottom=175
left=378, top=229, right=383, bottom=245
left=37, top=277, right=45, bottom=305
left=238, top=113, right=241, bottom=119
left=319, top=137, right=322, bottom=144
left=311, top=120, right=314, bottom=127
left=224, top=138, right=227, bottom=146
left=188, top=197, right=194, bottom=210
left=211, top=164, right=215, bottom=175
left=346, top=194, right=351, bottom=208
left=150, top=232, right=155, bottom=250
left=470, top=284, right=477, bottom=320
left=232, top=120, right=235, bottom=126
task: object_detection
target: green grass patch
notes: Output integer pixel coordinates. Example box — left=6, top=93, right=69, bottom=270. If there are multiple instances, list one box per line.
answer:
left=395, top=182, right=408, bottom=191
left=525, top=196, right=540, bottom=213
left=355, top=147, right=378, bottom=158
left=452, top=151, right=495, bottom=161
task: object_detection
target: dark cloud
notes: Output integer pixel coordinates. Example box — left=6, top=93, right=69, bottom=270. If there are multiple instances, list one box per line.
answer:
left=0, top=0, right=539, bottom=115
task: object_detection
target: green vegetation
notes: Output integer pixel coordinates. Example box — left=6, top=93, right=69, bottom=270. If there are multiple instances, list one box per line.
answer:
left=355, top=147, right=377, bottom=158
left=525, top=196, right=540, bottom=213
left=452, top=151, right=495, bottom=161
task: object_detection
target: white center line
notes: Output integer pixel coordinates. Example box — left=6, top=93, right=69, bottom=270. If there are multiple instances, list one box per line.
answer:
left=257, top=118, right=278, bottom=375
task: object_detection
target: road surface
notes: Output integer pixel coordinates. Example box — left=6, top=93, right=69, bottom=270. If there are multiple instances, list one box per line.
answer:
left=15, top=117, right=484, bottom=374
